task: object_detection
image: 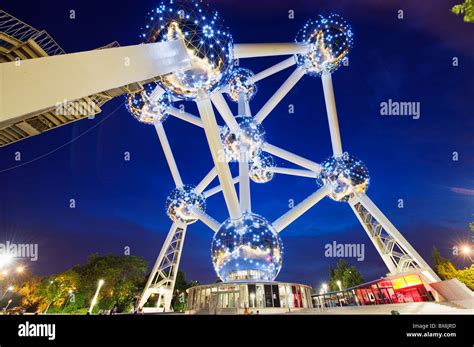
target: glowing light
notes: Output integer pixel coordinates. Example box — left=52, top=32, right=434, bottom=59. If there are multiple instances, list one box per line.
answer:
left=220, top=116, right=265, bottom=162
left=226, top=67, right=257, bottom=102
left=249, top=153, right=275, bottom=183
left=316, top=154, right=369, bottom=202
left=461, top=245, right=471, bottom=255
left=165, top=185, right=206, bottom=224
left=143, top=0, right=234, bottom=100
left=295, top=14, right=353, bottom=76
left=126, top=83, right=172, bottom=124
left=0, top=254, right=13, bottom=268
left=211, top=212, right=283, bottom=282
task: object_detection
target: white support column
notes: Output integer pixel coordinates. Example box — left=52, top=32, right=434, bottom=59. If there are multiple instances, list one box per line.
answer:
left=254, top=67, right=305, bottom=124
left=321, top=72, right=343, bottom=157
left=166, top=107, right=204, bottom=128
left=250, top=57, right=296, bottom=84
left=244, top=101, right=251, bottom=116
left=196, top=97, right=242, bottom=220
left=190, top=206, right=221, bottom=232
left=203, top=176, right=240, bottom=198
left=1, top=40, right=190, bottom=123
left=154, top=122, right=183, bottom=187
left=270, top=167, right=318, bottom=178
left=210, top=93, right=239, bottom=131
left=239, top=147, right=251, bottom=212
left=234, top=43, right=308, bottom=59
left=273, top=185, right=331, bottom=232
left=263, top=143, right=322, bottom=174
left=150, top=85, right=165, bottom=102
left=355, top=194, right=440, bottom=283
left=349, top=199, right=398, bottom=274
left=195, top=168, right=218, bottom=193
left=139, top=222, right=187, bottom=311
left=238, top=93, right=246, bottom=116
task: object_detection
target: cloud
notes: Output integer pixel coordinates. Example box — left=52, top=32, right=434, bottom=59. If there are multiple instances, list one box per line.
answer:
left=450, top=187, right=474, bottom=196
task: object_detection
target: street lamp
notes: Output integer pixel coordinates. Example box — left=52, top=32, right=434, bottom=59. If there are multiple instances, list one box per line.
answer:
left=4, top=299, right=12, bottom=310
left=1, top=285, right=14, bottom=300
left=0, top=254, right=13, bottom=268
left=336, top=280, right=342, bottom=291
left=460, top=244, right=473, bottom=262
left=321, top=283, right=328, bottom=293
left=88, top=279, right=105, bottom=314
left=62, top=290, right=75, bottom=313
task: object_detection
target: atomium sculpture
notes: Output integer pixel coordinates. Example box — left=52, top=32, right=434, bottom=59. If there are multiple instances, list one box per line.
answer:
left=132, top=1, right=440, bottom=311
left=1, top=2, right=439, bottom=313
left=125, top=2, right=444, bottom=312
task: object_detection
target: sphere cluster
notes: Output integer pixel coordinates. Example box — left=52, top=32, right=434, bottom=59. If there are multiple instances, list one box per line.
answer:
left=226, top=67, right=258, bottom=102
left=165, top=185, right=206, bottom=224
left=316, top=154, right=370, bottom=202
left=126, top=84, right=172, bottom=124
left=211, top=213, right=283, bottom=282
left=143, top=0, right=234, bottom=100
left=295, top=14, right=353, bottom=76
left=220, top=116, right=265, bottom=162
left=249, top=153, right=275, bottom=183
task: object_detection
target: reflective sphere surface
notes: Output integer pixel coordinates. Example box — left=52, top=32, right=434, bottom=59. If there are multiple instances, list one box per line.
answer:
left=295, top=14, right=353, bottom=76
left=249, top=153, right=275, bottom=183
left=220, top=116, right=265, bottom=162
left=143, top=0, right=234, bottom=100
left=126, top=84, right=172, bottom=124
left=165, top=184, right=206, bottom=224
left=226, top=67, right=257, bottom=102
left=212, top=213, right=283, bottom=282
left=316, top=154, right=369, bottom=202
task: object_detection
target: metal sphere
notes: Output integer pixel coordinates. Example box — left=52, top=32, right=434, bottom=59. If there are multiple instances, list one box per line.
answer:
left=316, top=154, right=370, bottom=202
left=143, top=0, right=234, bottom=100
left=220, top=116, right=265, bottom=162
left=226, top=67, right=257, bottom=102
left=295, top=14, right=353, bottom=76
left=126, top=84, right=172, bottom=125
left=211, top=212, right=283, bottom=282
left=249, top=153, right=275, bottom=184
left=165, top=184, right=206, bottom=224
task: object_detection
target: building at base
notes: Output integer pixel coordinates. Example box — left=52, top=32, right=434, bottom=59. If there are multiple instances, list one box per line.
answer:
left=186, top=281, right=313, bottom=314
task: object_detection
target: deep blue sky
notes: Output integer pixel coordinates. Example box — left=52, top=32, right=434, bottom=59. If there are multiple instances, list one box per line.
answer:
left=1, top=0, right=473, bottom=288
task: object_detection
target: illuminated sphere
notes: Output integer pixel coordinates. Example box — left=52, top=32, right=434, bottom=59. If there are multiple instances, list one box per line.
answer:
left=126, top=84, right=172, bottom=124
left=143, top=0, right=234, bottom=100
left=316, top=154, right=369, bottom=202
left=220, top=116, right=265, bottom=162
left=249, top=153, right=275, bottom=184
left=165, top=185, right=206, bottom=224
left=226, top=67, right=257, bottom=102
left=211, top=213, right=283, bottom=282
left=295, top=14, right=353, bottom=76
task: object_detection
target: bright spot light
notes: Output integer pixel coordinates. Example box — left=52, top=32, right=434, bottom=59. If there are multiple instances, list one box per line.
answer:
left=0, top=254, right=13, bottom=268
left=461, top=245, right=471, bottom=255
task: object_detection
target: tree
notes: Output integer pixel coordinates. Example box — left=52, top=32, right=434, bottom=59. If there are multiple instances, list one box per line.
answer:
left=432, top=247, right=458, bottom=280
left=328, top=259, right=364, bottom=291
left=452, top=0, right=474, bottom=23
left=16, top=277, right=42, bottom=311
left=171, top=271, right=199, bottom=312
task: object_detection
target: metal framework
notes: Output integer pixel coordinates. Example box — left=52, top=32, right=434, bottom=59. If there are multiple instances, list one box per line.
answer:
left=0, top=5, right=441, bottom=313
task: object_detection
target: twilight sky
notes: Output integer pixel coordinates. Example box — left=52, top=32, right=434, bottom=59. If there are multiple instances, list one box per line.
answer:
left=0, top=0, right=473, bottom=288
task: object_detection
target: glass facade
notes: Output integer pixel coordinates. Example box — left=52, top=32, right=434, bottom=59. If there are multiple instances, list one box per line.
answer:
left=187, top=282, right=313, bottom=312
left=312, top=274, right=434, bottom=308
